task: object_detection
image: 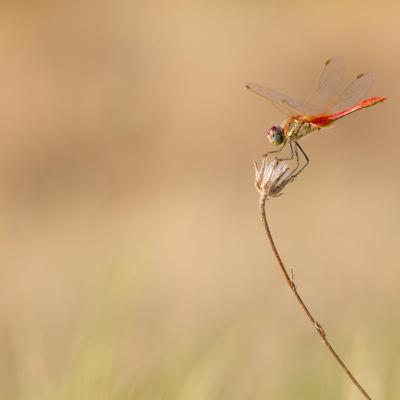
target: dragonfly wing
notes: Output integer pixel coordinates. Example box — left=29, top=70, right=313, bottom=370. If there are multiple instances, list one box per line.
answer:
left=330, top=71, right=376, bottom=113
left=246, top=82, right=306, bottom=116
left=302, top=56, right=345, bottom=115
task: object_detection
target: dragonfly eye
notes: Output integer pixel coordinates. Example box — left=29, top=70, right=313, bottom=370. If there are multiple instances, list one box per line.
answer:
left=267, top=125, right=284, bottom=145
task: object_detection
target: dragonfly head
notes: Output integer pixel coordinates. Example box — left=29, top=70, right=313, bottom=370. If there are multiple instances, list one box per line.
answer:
left=267, top=125, right=284, bottom=145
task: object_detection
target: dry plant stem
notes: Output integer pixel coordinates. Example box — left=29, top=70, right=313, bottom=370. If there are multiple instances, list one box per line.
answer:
left=259, top=194, right=372, bottom=400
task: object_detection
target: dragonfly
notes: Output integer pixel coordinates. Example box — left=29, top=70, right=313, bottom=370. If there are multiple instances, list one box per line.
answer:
left=247, top=57, right=386, bottom=181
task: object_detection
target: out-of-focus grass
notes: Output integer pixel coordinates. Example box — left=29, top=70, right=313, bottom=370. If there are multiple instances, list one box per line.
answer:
left=4, top=260, right=400, bottom=400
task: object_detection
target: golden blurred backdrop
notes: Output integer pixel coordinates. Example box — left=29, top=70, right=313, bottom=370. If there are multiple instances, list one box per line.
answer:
left=0, top=1, right=399, bottom=399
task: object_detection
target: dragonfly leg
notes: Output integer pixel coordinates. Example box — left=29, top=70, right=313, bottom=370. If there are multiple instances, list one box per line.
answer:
left=266, top=141, right=299, bottom=183
left=271, top=141, right=298, bottom=186
left=262, top=142, right=286, bottom=159
left=288, top=142, right=309, bottom=181
left=276, top=140, right=295, bottom=162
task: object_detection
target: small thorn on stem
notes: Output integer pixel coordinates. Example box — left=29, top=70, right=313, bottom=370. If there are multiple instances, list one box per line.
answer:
left=314, top=320, right=326, bottom=337
left=290, top=266, right=296, bottom=290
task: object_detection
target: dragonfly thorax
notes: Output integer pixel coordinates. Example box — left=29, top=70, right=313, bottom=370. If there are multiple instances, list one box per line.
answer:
left=285, top=118, right=316, bottom=141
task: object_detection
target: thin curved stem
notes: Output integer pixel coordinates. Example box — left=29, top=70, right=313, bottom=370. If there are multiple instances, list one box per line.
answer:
left=259, top=194, right=372, bottom=400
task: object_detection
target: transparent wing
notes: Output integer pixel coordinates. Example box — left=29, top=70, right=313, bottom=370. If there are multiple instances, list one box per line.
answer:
left=302, top=56, right=345, bottom=115
left=329, top=71, right=376, bottom=113
left=246, top=82, right=322, bottom=116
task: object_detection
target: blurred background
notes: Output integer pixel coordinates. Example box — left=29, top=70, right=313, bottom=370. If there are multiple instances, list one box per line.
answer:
left=0, top=1, right=399, bottom=399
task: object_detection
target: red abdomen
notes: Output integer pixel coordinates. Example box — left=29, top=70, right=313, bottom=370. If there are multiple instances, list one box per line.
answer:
left=310, top=96, right=387, bottom=127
